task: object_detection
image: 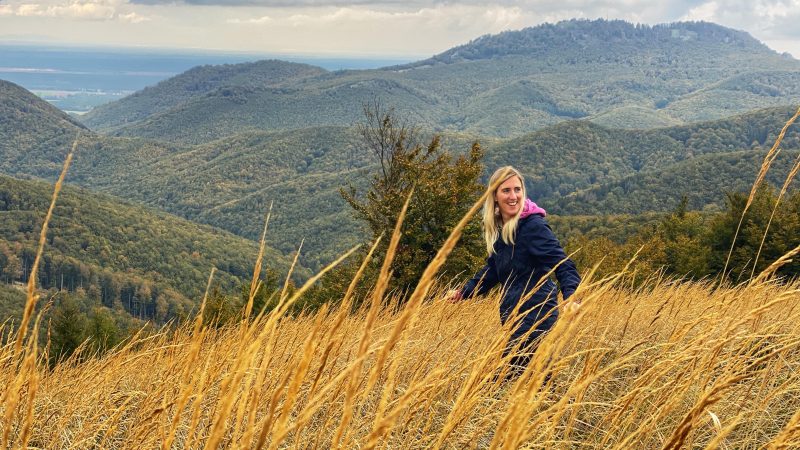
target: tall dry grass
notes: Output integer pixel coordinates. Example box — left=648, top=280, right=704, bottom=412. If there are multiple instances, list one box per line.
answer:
left=3, top=110, right=800, bottom=448
left=2, top=273, right=800, bottom=448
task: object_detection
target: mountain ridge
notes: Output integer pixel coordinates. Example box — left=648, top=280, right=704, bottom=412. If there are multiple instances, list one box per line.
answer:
left=79, top=19, right=800, bottom=142
left=401, top=19, right=775, bottom=68
left=82, top=59, right=327, bottom=131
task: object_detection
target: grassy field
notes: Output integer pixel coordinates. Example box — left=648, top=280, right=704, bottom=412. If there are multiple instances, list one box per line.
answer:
left=2, top=270, right=800, bottom=448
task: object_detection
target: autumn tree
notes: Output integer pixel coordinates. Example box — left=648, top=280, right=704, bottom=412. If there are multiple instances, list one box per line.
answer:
left=339, top=101, right=486, bottom=295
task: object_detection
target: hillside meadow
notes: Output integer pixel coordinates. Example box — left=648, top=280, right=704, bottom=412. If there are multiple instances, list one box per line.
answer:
left=2, top=268, right=800, bottom=448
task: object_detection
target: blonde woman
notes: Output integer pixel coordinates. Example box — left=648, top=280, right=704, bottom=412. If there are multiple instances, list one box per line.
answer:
left=451, top=166, right=581, bottom=379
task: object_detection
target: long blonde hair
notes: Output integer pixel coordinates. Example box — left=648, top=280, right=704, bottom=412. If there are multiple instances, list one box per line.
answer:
left=482, top=166, right=526, bottom=255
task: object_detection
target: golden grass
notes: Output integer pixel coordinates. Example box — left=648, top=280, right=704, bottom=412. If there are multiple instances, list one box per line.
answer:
left=3, top=274, right=800, bottom=448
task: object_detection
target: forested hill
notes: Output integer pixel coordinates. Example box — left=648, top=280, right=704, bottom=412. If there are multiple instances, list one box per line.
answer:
left=403, top=20, right=776, bottom=67
left=83, top=60, right=327, bottom=132
left=0, top=82, right=363, bottom=270
left=0, top=80, right=87, bottom=174
left=0, top=175, right=303, bottom=323
left=554, top=148, right=800, bottom=215
left=80, top=19, right=800, bottom=143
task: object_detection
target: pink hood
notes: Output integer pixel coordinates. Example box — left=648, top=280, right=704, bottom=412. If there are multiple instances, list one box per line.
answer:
left=519, top=198, right=546, bottom=218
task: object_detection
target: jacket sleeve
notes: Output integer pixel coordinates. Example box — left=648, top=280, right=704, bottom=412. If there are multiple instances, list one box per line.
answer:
left=460, top=254, right=499, bottom=299
left=522, top=218, right=581, bottom=300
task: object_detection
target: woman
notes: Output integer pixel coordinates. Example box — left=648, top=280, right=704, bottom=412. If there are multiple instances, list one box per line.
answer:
left=452, top=166, right=581, bottom=378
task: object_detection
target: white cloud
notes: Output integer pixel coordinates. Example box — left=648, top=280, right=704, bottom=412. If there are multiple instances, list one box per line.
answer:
left=281, top=4, right=528, bottom=31
left=49, top=1, right=116, bottom=19
left=3, top=0, right=152, bottom=21
left=680, top=1, right=719, bottom=21
left=118, top=11, right=150, bottom=22
left=483, top=6, right=523, bottom=28
left=227, top=14, right=271, bottom=23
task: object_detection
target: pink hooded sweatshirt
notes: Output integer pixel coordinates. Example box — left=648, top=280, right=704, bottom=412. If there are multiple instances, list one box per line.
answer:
left=519, top=198, right=546, bottom=218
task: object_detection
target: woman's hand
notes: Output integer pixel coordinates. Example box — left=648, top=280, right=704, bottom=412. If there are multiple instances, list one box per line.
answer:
left=447, top=289, right=463, bottom=303
left=564, top=299, right=581, bottom=314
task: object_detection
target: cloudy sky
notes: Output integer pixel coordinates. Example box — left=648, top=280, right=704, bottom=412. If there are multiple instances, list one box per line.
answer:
left=1, top=0, right=799, bottom=58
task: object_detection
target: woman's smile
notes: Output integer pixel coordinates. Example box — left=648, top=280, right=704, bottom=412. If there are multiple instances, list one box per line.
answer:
left=496, top=176, right=523, bottom=222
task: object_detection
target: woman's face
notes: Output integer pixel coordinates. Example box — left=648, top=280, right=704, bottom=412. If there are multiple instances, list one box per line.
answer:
left=495, top=176, right=523, bottom=222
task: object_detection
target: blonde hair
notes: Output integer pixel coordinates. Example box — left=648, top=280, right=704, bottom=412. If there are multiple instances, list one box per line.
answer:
left=482, top=166, right=526, bottom=255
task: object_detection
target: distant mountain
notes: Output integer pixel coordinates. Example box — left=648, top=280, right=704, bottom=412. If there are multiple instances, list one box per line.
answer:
left=80, top=19, right=800, bottom=143
left=415, top=20, right=774, bottom=64
left=0, top=174, right=303, bottom=322
left=82, top=60, right=327, bottom=131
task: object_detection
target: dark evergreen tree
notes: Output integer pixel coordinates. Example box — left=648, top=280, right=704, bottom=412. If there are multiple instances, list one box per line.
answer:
left=50, top=295, right=88, bottom=363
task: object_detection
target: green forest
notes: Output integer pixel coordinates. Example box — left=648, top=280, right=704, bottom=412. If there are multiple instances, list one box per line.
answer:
left=0, top=175, right=302, bottom=325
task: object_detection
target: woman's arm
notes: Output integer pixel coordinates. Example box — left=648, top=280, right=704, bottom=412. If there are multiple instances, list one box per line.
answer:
left=459, top=255, right=499, bottom=300
left=523, top=218, right=581, bottom=300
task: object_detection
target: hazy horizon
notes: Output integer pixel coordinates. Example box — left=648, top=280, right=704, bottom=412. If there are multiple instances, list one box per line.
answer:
left=0, top=43, right=418, bottom=112
left=1, top=1, right=799, bottom=59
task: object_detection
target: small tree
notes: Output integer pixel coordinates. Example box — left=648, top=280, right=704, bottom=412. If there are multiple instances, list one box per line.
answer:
left=340, top=102, right=486, bottom=295
left=50, top=294, right=88, bottom=363
left=656, top=195, right=710, bottom=278
left=87, top=306, right=121, bottom=354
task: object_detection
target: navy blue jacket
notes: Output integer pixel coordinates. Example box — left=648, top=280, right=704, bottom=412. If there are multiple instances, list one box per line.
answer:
left=461, top=214, right=580, bottom=325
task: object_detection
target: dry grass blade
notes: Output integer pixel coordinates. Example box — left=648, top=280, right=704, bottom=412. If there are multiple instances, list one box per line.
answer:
left=245, top=202, right=273, bottom=319
left=14, top=138, right=77, bottom=353
left=767, top=406, right=800, bottom=449
left=751, top=244, right=800, bottom=285
left=281, top=239, right=304, bottom=302
left=752, top=151, right=800, bottom=278
left=723, top=105, right=800, bottom=280
left=161, top=268, right=216, bottom=450
left=3, top=140, right=75, bottom=449
left=661, top=375, right=747, bottom=450
left=331, top=190, right=412, bottom=449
